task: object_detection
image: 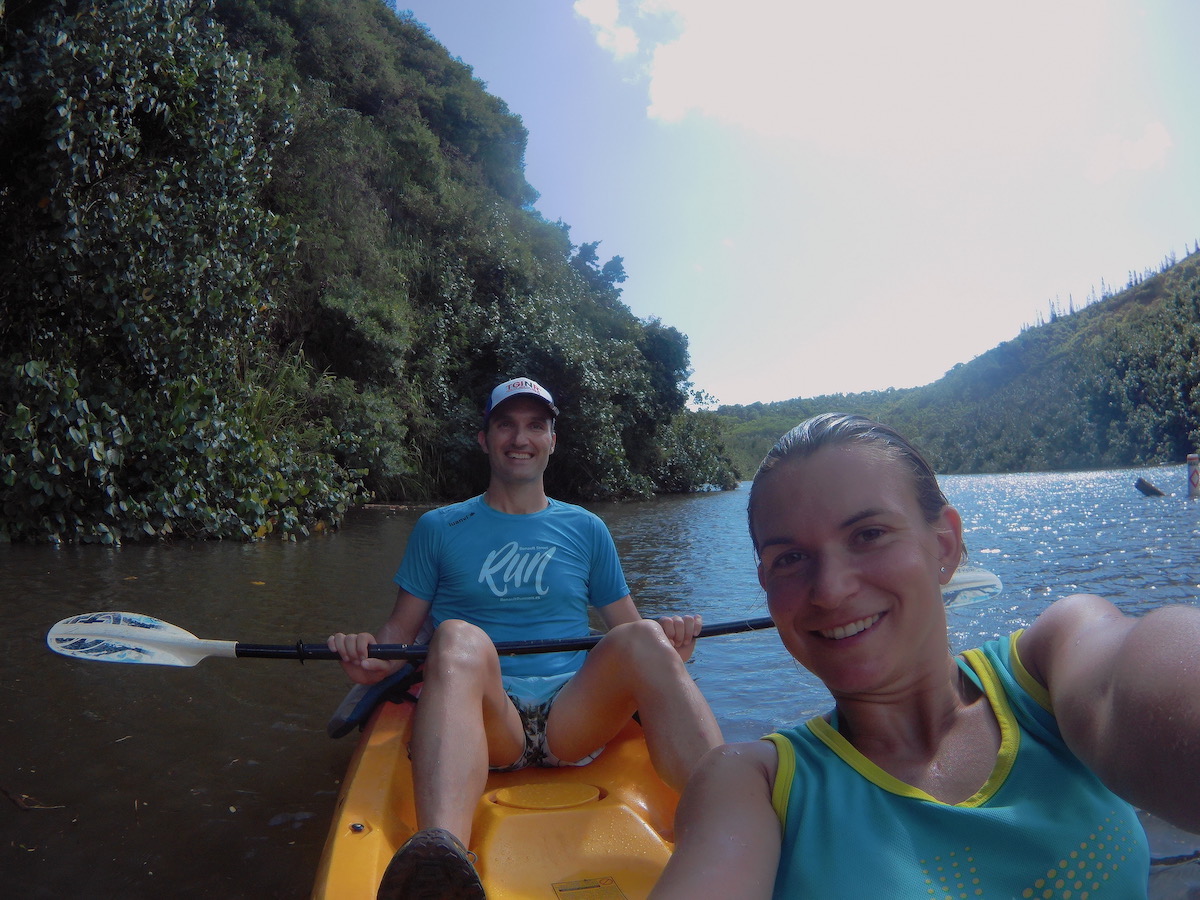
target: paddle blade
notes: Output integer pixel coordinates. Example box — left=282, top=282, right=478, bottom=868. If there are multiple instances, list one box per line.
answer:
left=943, top=566, right=1003, bottom=607
left=46, top=612, right=231, bottom=667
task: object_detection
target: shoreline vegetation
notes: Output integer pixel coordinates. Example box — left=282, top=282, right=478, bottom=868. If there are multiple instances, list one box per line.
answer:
left=2, top=0, right=1198, bottom=544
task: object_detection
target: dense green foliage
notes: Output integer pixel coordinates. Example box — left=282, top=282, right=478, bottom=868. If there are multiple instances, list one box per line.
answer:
left=209, top=0, right=737, bottom=503
left=1, top=0, right=736, bottom=543
left=0, top=0, right=358, bottom=542
left=717, top=251, right=1200, bottom=478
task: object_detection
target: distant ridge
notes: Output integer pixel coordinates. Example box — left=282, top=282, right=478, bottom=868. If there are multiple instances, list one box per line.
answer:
left=717, top=249, right=1200, bottom=477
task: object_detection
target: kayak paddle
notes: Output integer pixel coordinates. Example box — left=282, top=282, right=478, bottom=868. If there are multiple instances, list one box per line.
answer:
left=45, top=566, right=1002, bottom=668
left=45, top=611, right=779, bottom=668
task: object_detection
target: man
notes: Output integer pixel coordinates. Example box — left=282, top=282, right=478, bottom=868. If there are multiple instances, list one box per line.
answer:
left=328, top=377, right=723, bottom=899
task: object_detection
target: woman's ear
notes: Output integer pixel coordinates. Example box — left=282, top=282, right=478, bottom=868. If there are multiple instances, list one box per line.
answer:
left=935, top=505, right=964, bottom=583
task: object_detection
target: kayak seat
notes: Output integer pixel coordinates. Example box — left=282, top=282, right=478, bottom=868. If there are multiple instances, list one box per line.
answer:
left=327, top=664, right=425, bottom=739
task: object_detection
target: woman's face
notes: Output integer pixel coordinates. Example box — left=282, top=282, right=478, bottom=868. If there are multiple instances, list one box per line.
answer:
left=752, top=442, right=962, bottom=696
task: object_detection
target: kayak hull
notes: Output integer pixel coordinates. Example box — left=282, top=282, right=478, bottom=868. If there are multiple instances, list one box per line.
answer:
left=312, top=698, right=679, bottom=899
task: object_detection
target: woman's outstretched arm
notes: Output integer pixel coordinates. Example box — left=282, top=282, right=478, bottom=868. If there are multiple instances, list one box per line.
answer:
left=1020, top=594, right=1200, bottom=832
left=651, top=740, right=782, bottom=899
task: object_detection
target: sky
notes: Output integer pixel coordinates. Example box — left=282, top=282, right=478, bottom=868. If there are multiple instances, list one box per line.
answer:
left=397, top=1, right=1200, bottom=407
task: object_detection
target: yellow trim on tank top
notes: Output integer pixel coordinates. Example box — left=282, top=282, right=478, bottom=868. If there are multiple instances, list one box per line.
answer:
left=765, top=649, right=1024, bottom=824
left=763, top=732, right=796, bottom=825
left=1006, top=628, right=1054, bottom=713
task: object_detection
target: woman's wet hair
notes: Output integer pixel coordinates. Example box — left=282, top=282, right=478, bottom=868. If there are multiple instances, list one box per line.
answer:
left=747, top=413, right=956, bottom=557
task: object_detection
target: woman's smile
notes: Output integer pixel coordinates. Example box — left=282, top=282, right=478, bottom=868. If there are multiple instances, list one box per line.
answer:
left=817, top=612, right=883, bottom=641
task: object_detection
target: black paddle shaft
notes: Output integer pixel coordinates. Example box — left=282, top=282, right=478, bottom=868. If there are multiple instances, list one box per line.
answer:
left=238, top=615, right=777, bottom=663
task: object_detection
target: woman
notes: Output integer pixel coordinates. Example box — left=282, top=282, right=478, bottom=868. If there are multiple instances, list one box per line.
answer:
left=651, top=413, right=1200, bottom=898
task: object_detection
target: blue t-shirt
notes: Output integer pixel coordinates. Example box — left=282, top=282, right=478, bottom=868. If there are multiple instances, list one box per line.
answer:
left=395, top=495, right=630, bottom=677
left=766, top=632, right=1149, bottom=899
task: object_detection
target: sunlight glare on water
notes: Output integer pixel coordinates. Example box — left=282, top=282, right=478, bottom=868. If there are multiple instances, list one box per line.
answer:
left=596, top=464, right=1200, bottom=743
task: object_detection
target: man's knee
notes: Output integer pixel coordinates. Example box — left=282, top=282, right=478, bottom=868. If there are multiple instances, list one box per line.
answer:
left=602, top=618, right=679, bottom=666
left=426, top=619, right=497, bottom=672
left=429, top=618, right=489, bottom=644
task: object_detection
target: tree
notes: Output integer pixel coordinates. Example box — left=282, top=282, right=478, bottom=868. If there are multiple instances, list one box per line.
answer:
left=0, top=0, right=359, bottom=542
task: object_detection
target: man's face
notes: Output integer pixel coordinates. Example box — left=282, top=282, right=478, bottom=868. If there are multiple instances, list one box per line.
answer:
left=477, top=396, right=557, bottom=485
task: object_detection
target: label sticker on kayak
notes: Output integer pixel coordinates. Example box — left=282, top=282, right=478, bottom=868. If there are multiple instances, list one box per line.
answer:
left=552, top=876, right=628, bottom=898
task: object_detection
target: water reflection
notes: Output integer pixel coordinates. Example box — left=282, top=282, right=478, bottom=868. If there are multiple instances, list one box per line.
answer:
left=1, top=507, right=419, bottom=899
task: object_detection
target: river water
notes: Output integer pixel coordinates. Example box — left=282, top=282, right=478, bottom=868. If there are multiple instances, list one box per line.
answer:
left=3, top=465, right=1199, bottom=897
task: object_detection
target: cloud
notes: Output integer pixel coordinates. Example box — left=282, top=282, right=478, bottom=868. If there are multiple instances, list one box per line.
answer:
left=574, top=0, right=639, bottom=58
left=562, top=0, right=1197, bottom=403
left=1084, top=121, right=1174, bottom=183
left=586, top=0, right=1118, bottom=167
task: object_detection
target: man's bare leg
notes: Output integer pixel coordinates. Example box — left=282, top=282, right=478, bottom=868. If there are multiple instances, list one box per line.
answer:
left=409, top=619, right=527, bottom=844
left=545, top=619, right=723, bottom=790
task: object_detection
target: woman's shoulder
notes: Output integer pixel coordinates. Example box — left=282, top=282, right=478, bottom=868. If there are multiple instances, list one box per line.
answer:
left=694, top=739, right=780, bottom=789
left=684, top=741, right=785, bottom=842
left=1017, top=593, right=1125, bottom=686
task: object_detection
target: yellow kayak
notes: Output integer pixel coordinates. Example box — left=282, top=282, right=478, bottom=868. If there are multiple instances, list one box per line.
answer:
left=312, top=694, right=679, bottom=899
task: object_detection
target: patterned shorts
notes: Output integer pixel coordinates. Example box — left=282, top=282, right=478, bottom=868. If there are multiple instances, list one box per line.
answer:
left=490, top=673, right=605, bottom=773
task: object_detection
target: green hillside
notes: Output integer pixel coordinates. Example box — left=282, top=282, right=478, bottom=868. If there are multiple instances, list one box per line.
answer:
left=0, top=0, right=737, bottom=543
left=718, top=249, right=1200, bottom=477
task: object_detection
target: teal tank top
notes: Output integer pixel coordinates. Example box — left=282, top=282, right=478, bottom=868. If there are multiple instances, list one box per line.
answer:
left=765, top=632, right=1149, bottom=898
